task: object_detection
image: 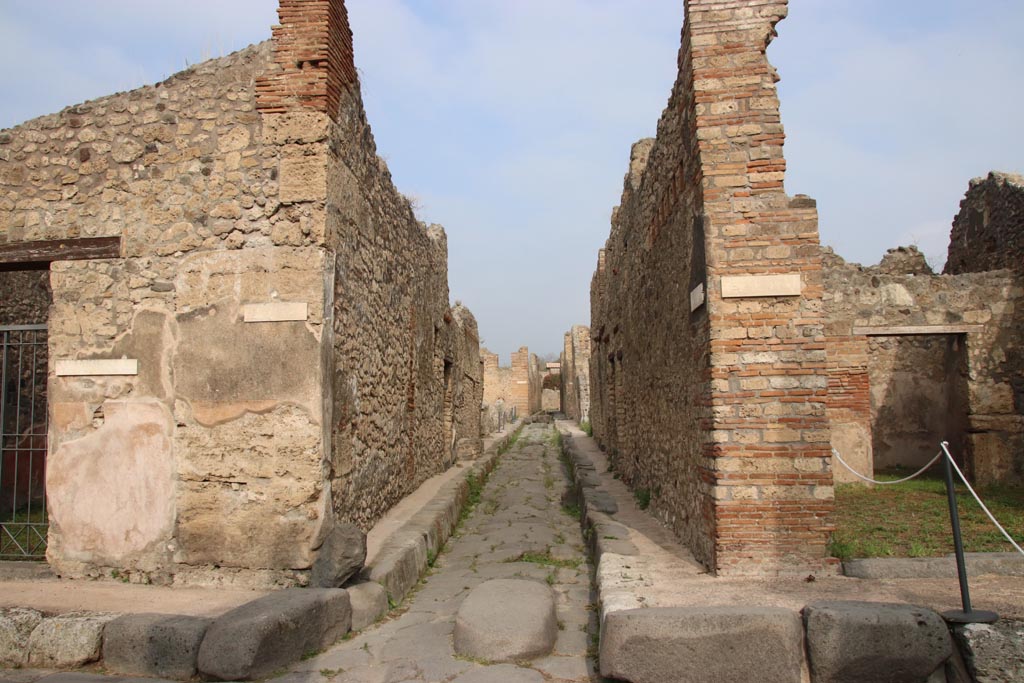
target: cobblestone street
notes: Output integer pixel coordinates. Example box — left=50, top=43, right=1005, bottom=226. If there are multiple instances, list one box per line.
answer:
left=280, top=422, right=598, bottom=683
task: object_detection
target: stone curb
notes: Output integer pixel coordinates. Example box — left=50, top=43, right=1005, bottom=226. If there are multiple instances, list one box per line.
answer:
left=844, top=553, right=1024, bottom=579
left=556, top=427, right=982, bottom=683
left=0, top=429, right=523, bottom=680
left=359, top=425, right=520, bottom=610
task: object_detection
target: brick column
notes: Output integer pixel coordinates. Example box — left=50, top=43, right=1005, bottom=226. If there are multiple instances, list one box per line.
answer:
left=688, top=0, right=835, bottom=574
left=256, top=0, right=356, bottom=119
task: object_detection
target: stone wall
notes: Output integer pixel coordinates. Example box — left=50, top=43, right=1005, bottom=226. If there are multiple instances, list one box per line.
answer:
left=0, top=269, right=50, bottom=326
left=0, top=0, right=481, bottom=584
left=559, top=325, right=591, bottom=423
left=590, top=0, right=834, bottom=576
left=946, top=172, right=1024, bottom=276
left=823, top=244, right=1022, bottom=485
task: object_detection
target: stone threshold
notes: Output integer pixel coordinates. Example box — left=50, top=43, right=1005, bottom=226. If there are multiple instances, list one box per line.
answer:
left=555, top=420, right=1023, bottom=683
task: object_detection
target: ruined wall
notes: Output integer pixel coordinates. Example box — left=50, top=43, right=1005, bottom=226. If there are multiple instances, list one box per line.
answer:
left=560, top=325, right=591, bottom=423
left=824, top=245, right=1022, bottom=485
left=946, top=172, right=1024, bottom=276
left=0, top=0, right=480, bottom=583
left=528, top=353, right=544, bottom=415
left=450, top=305, right=484, bottom=460
left=590, top=0, right=833, bottom=576
left=481, top=346, right=544, bottom=424
left=945, top=172, right=1024, bottom=481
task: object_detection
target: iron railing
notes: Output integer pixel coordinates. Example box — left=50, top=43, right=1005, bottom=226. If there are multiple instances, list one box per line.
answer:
left=1, top=324, right=48, bottom=559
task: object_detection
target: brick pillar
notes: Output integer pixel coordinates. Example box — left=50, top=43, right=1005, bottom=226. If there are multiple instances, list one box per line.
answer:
left=256, top=0, right=357, bottom=120
left=510, top=346, right=531, bottom=418
left=688, top=0, right=835, bottom=574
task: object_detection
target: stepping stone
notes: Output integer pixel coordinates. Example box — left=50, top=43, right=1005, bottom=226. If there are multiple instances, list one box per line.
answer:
left=454, top=579, right=557, bottom=663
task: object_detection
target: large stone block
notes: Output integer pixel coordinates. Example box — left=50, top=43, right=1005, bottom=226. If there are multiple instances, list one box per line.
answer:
left=26, top=612, right=117, bottom=668
left=454, top=579, right=557, bottom=663
left=599, top=606, right=804, bottom=683
left=102, top=613, right=211, bottom=680
left=0, top=607, right=43, bottom=666
left=346, top=581, right=388, bottom=631
left=310, top=521, right=366, bottom=588
left=197, top=588, right=351, bottom=681
left=954, top=620, right=1024, bottom=683
left=804, top=601, right=952, bottom=683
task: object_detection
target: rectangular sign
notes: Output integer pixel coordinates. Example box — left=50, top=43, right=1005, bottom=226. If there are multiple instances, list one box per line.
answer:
left=242, top=302, right=308, bottom=323
left=55, top=359, right=139, bottom=376
left=721, top=273, right=801, bottom=298
left=689, top=283, right=705, bottom=312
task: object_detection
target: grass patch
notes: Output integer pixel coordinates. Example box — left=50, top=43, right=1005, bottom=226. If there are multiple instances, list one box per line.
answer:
left=831, top=471, right=1024, bottom=560
left=633, top=488, right=651, bottom=510
left=497, top=425, right=524, bottom=455
left=505, top=549, right=582, bottom=569
left=579, top=420, right=593, bottom=437
left=562, top=501, right=581, bottom=521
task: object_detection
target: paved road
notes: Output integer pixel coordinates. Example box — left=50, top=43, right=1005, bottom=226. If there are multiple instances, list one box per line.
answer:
left=280, top=421, right=599, bottom=683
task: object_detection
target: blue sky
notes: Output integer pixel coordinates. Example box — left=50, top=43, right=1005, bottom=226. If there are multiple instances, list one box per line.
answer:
left=2, top=1, right=1022, bottom=361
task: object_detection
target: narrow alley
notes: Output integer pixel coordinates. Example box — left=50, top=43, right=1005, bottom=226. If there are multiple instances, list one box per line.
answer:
left=282, top=422, right=598, bottom=683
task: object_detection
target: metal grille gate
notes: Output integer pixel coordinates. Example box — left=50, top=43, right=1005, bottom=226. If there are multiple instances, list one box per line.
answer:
left=0, top=325, right=48, bottom=559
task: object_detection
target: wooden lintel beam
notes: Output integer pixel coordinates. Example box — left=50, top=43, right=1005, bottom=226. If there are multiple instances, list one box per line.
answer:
left=0, top=237, right=122, bottom=265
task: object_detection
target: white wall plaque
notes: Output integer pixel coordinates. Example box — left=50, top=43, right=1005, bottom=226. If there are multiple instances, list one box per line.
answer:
left=721, top=273, right=801, bottom=299
left=56, top=359, right=139, bottom=376
left=690, top=283, right=705, bottom=312
left=242, top=302, right=308, bottom=323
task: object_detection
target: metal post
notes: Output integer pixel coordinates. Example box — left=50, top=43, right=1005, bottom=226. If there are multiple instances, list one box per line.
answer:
left=939, top=442, right=997, bottom=624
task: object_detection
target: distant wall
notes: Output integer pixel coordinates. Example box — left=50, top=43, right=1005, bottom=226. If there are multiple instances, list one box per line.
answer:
left=560, top=325, right=591, bottom=422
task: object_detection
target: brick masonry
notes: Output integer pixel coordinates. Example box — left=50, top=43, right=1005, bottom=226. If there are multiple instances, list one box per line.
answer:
left=590, top=0, right=835, bottom=576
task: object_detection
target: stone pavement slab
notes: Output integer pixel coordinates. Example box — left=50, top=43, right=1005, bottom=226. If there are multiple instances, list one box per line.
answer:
left=284, top=422, right=598, bottom=683
left=453, top=579, right=557, bottom=662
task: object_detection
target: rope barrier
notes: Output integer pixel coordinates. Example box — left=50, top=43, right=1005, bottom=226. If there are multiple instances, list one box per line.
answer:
left=832, top=443, right=1024, bottom=557
left=831, top=448, right=943, bottom=485
left=939, top=442, right=1024, bottom=557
